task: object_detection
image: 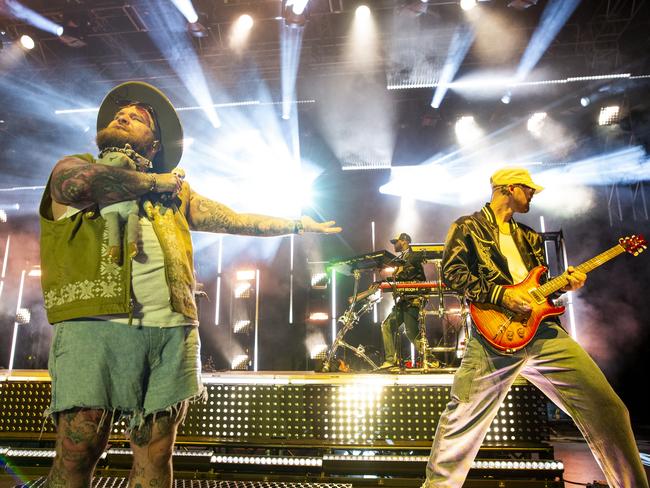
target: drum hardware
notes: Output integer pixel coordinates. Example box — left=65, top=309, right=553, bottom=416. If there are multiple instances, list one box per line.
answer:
left=321, top=269, right=382, bottom=373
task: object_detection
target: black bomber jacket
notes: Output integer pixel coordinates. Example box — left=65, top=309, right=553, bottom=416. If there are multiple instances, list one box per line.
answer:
left=441, top=203, right=550, bottom=306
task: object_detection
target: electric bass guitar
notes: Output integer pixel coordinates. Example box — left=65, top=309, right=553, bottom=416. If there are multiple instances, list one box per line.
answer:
left=470, top=235, right=646, bottom=353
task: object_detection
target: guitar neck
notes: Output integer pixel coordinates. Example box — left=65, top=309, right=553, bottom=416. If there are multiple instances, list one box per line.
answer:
left=536, top=243, right=625, bottom=297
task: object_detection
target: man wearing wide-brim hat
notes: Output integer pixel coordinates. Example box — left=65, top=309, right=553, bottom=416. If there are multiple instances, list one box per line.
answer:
left=39, top=81, right=341, bottom=487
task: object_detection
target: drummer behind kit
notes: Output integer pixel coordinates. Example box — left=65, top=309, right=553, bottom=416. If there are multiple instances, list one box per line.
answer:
left=321, top=244, right=468, bottom=373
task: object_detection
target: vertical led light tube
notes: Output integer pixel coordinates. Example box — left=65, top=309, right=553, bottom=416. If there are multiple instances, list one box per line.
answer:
left=8, top=269, right=26, bottom=371
left=215, top=236, right=223, bottom=325
left=253, top=269, right=261, bottom=371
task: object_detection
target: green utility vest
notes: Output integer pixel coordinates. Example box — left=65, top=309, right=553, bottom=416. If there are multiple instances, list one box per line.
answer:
left=39, top=154, right=198, bottom=324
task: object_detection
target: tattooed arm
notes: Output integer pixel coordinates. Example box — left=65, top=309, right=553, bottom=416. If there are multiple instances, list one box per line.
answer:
left=50, top=156, right=181, bottom=207
left=188, top=189, right=341, bottom=236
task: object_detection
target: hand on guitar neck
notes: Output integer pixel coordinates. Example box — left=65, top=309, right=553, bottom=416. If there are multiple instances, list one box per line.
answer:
left=559, top=266, right=587, bottom=292
left=501, top=266, right=586, bottom=315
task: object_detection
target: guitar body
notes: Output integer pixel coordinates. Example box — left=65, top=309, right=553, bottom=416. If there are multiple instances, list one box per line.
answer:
left=469, top=266, right=566, bottom=353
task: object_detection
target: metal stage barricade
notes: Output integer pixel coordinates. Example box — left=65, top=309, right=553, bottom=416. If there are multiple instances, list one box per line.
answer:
left=1, top=370, right=564, bottom=487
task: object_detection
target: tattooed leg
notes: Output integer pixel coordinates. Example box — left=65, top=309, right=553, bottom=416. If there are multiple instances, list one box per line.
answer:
left=47, top=408, right=112, bottom=488
left=128, top=402, right=188, bottom=488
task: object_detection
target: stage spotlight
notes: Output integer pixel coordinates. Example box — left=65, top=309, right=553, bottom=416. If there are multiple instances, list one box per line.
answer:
left=0, top=210, right=7, bottom=223
left=233, top=319, right=251, bottom=334
left=356, top=5, right=371, bottom=19
left=231, top=354, right=249, bottom=370
left=237, top=270, right=256, bottom=281
left=598, top=105, right=620, bottom=126
left=501, top=92, right=511, bottom=104
left=308, top=312, right=329, bottom=321
left=16, top=307, right=31, bottom=325
left=230, top=14, right=253, bottom=49
left=311, top=272, right=328, bottom=289
left=27, top=266, right=41, bottom=277
left=508, top=0, right=538, bottom=9
left=580, top=96, right=591, bottom=107
left=237, top=14, right=254, bottom=30
left=527, top=112, right=547, bottom=136
left=284, top=0, right=308, bottom=26
left=309, top=344, right=328, bottom=360
left=188, top=21, right=209, bottom=38
left=455, top=115, right=482, bottom=145
left=234, top=281, right=252, bottom=298
left=287, top=0, right=309, bottom=15
left=19, top=34, right=34, bottom=50
left=460, top=0, right=477, bottom=11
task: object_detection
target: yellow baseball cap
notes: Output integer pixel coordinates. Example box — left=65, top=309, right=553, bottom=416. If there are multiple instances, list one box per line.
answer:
left=490, top=167, right=544, bottom=193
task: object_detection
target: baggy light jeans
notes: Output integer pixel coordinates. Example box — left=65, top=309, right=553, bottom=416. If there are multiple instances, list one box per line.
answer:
left=424, top=322, right=649, bottom=488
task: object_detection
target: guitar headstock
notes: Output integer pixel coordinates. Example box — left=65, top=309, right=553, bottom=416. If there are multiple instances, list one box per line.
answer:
left=619, top=235, right=647, bottom=256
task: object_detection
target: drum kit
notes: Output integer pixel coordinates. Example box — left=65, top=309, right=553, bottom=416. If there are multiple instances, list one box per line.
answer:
left=320, top=244, right=471, bottom=373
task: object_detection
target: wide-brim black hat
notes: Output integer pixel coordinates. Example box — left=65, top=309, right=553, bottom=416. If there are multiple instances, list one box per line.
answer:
left=97, top=81, right=183, bottom=173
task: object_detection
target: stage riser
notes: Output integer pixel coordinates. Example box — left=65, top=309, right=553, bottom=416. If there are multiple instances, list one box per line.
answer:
left=7, top=474, right=565, bottom=488
left=0, top=447, right=561, bottom=472
left=0, top=374, right=549, bottom=449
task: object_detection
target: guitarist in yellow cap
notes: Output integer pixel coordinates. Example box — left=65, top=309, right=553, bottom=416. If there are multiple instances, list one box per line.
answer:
left=421, top=167, right=648, bottom=488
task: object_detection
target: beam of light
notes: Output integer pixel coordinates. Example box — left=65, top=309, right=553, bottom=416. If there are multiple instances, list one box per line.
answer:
left=348, top=4, right=378, bottom=70
left=280, top=21, right=305, bottom=120
left=142, top=0, right=220, bottom=128
left=2, top=0, right=64, bottom=36
left=396, top=197, right=419, bottom=241
left=431, top=25, right=475, bottom=108
left=514, top=0, right=581, bottom=82
left=379, top=146, right=650, bottom=217
left=229, top=14, right=254, bottom=52
left=455, top=115, right=483, bottom=145
left=169, top=0, right=199, bottom=23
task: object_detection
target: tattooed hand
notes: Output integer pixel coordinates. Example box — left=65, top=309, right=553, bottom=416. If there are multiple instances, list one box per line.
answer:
left=188, top=190, right=342, bottom=236
left=152, top=172, right=183, bottom=195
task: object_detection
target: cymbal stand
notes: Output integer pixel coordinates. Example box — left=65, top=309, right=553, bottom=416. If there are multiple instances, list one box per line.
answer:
left=416, top=295, right=432, bottom=371
left=321, top=270, right=381, bottom=372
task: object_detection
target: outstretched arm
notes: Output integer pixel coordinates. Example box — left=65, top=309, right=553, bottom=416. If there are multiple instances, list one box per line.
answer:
left=50, top=156, right=181, bottom=207
left=188, top=190, right=341, bottom=236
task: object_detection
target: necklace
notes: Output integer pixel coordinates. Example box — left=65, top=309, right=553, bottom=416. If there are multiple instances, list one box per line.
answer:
left=98, top=143, right=152, bottom=172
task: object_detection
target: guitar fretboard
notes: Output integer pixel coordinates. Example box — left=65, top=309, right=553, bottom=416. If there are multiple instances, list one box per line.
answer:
left=536, top=244, right=624, bottom=297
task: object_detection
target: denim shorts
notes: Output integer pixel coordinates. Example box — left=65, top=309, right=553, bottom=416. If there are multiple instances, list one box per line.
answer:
left=47, top=320, right=204, bottom=430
